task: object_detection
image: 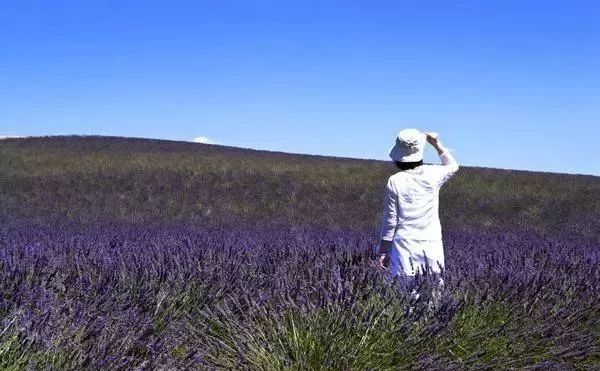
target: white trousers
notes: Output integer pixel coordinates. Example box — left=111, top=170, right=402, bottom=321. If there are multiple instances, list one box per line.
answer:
left=389, top=237, right=445, bottom=279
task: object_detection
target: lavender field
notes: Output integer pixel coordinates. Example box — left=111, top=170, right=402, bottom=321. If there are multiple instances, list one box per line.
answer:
left=1, top=136, right=599, bottom=369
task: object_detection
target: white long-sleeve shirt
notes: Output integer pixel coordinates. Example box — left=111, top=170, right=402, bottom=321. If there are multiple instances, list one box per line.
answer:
left=379, top=151, right=459, bottom=242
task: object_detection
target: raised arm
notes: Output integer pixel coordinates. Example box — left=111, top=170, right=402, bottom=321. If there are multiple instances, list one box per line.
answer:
left=425, top=132, right=459, bottom=186
left=434, top=141, right=458, bottom=169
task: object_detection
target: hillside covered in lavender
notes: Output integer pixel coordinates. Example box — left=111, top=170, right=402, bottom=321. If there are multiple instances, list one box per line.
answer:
left=1, top=135, right=599, bottom=369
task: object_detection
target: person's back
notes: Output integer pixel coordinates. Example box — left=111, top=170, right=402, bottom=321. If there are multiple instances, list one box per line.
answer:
left=385, top=162, right=458, bottom=241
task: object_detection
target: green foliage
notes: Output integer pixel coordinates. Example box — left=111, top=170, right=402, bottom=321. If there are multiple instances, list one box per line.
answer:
left=0, top=333, right=33, bottom=371
left=194, top=295, right=425, bottom=370
left=440, top=300, right=520, bottom=366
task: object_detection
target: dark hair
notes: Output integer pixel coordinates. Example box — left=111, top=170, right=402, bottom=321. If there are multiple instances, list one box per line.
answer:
left=395, top=160, right=423, bottom=171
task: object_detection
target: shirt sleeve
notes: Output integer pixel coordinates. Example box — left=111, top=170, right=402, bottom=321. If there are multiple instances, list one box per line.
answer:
left=379, top=177, right=398, bottom=241
left=435, top=151, right=460, bottom=188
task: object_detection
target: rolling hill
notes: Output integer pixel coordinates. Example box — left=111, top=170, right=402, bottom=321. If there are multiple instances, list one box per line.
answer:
left=1, top=135, right=598, bottom=238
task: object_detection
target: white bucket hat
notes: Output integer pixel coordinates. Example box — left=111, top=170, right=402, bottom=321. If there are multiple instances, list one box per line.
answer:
left=388, top=128, right=426, bottom=162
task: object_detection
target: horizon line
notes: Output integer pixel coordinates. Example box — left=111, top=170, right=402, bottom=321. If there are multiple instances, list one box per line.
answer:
left=3, top=133, right=598, bottom=178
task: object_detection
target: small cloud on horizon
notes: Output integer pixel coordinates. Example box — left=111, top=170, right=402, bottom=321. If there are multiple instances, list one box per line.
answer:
left=0, top=135, right=27, bottom=140
left=192, top=136, right=218, bottom=144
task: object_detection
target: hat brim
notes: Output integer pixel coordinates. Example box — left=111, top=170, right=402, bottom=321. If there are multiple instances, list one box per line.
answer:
left=389, top=143, right=423, bottom=162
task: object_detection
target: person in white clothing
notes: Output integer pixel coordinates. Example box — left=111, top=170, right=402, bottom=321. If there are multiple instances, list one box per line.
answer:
left=377, top=129, right=459, bottom=290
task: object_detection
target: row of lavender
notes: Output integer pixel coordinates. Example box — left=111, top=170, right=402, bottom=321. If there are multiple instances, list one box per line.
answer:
left=1, top=219, right=598, bottom=369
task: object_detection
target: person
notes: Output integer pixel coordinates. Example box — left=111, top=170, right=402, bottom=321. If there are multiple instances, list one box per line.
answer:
left=376, top=129, right=459, bottom=300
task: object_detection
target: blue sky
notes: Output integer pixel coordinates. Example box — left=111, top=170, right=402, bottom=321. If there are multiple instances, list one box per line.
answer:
left=1, top=1, right=598, bottom=175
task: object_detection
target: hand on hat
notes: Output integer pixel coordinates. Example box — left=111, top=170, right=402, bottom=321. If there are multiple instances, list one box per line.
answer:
left=425, top=132, right=440, bottom=146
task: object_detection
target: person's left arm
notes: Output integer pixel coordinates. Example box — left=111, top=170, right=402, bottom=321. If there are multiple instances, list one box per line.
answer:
left=378, top=177, right=398, bottom=269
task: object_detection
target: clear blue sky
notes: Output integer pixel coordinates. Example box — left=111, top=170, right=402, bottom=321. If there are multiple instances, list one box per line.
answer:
left=1, top=1, right=598, bottom=175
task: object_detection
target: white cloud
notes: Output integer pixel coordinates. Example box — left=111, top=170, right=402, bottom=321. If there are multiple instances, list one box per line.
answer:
left=192, top=136, right=218, bottom=144
left=0, top=135, right=26, bottom=140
